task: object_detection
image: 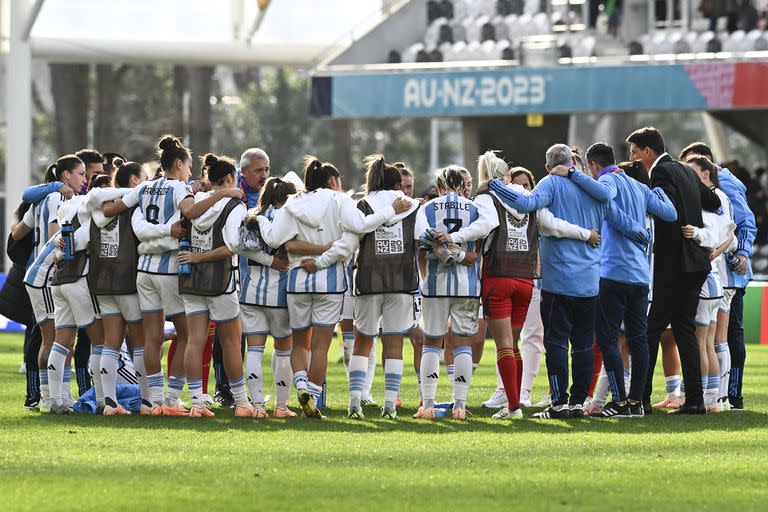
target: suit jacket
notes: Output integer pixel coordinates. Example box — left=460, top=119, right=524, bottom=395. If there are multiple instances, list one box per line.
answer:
left=650, top=154, right=721, bottom=279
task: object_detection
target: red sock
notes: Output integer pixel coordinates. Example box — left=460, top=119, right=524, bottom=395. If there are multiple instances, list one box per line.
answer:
left=589, top=342, right=603, bottom=397
left=513, top=347, right=523, bottom=395
left=201, top=322, right=215, bottom=394
left=166, top=338, right=177, bottom=379
left=497, top=348, right=519, bottom=409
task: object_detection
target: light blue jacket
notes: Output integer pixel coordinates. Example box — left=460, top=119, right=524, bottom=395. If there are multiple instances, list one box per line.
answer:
left=718, top=167, right=756, bottom=284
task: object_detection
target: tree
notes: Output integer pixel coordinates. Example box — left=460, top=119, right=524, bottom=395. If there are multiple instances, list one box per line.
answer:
left=49, top=63, right=89, bottom=154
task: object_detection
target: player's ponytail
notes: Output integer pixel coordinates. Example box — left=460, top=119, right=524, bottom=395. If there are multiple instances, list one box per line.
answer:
left=303, top=155, right=340, bottom=191
left=363, top=154, right=402, bottom=194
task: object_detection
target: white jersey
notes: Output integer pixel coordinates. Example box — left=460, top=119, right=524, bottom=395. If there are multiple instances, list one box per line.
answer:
left=712, top=189, right=739, bottom=289
left=697, top=188, right=734, bottom=300
left=124, top=178, right=192, bottom=275
left=240, top=206, right=289, bottom=308
left=23, top=191, right=63, bottom=288
left=415, top=192, right=483, bottom=298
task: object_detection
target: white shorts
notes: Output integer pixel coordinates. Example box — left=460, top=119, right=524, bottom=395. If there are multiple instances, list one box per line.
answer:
left=355, top=293, right=416, bottom=337
left=183, top=291, right=241, bottom=323
left=342, top=292, right=355, bottom=321
left=695, top=298, right=719, bottom=327
left=412, top=294, right=423, bottom=323
left=137, top=272, right=185, bottom=318
left=420, top=296, right=480, bottom=338
left=287, top=293, right=344, bottom=330
left=97, top=294, right=142, bottom=324
left=26, top=285, right=55, bottom=324
left=719, top=288, right=737, bottom=314
left=241, top=304, right=291, bottom=339
left=52, top=277, right=101, bottom=329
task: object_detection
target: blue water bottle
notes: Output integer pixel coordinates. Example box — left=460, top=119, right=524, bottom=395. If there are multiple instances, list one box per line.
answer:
left=727, top=253, right=739, bottom=270
left=317, top=376, right=327, bottom=409
left=178, top=241, right=191, bottom=276
left=61, top=221, right=75, bottom=261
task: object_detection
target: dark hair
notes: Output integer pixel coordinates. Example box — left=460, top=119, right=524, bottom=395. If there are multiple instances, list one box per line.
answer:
left=626, top=127, right=665, bottom=156
left=421, top=187, right=439, bottom=201
left=157, top=134, right=191, bottom=171
left=680, top=142, right=714, bottom=162
left=44, top=154, right=83, bottom=183
left=586, top=142, right=616, bottom=169
left=685, top=154, right=720, bottom=188
left=201, top=154, right=236, bottom=186
left=256, top=177, right=297, bottom=216
left=76, top=149, right=105, bottom=168
left=103, top=152, right=127, bottom=173
left=303, top=155, right=340, bottom=192
left=618, top=160, right=649, bottom=186
left=509, top=166, right=536, bottom=189
left=394, top=162, right=413, bottom=179
left=114, top=161, right=145, bottom=188
left=89, top=173, right=112, bottom=190
left=435, top=165, right=466, bottom=193
left=363, top=154, right=402, bottom=194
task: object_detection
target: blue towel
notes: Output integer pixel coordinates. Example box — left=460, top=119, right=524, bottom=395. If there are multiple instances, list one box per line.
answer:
left=73, top=384, right=142, bottom=414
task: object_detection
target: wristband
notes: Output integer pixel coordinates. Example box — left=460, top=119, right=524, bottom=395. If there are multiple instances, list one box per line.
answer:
left=457, top=250, right=466, bottom=263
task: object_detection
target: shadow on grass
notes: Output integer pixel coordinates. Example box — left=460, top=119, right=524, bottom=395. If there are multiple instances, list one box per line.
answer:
left=10, top=406, right=767, bottom=436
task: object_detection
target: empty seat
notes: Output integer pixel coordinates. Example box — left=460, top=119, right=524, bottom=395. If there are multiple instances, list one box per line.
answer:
left=693, top=31, right=716, bottom=53
left=450, top=19, right=467, bottom=41
left=627, top=40, right=643, bottom=55
left=481, top=22, right=497, bottom=41
left=439, top=0, right=454, bottom=19
left=416, top=49, right=432, bottom=62
left=706, top=37, right=722, bottom=53
left=430, top=48, right=444, bottom=61
left=492, top=15, right=509, bottom=40
left=480, top=39, right=502, bottom=59
left=558, top=42, right=573, bottom=59
left=532, top=12, right=550, bottom=35
left=439, top=23, right=455, bottom=44
left=504, top=14, right=519, bottom=39
left=401, top=42, right=424, bottom=63
left=387, top=50, right=401, bottom=63
left=501, top=45, right=517, bottom=60
left=424, top=17, right=447, bottom=46
left=723, top=30, right=747, bottom=52
left=524, top=0, right=540, bottom=16
left=573, top=36, right=595, bottom=58
left=427, top=0, right=441, bottom=24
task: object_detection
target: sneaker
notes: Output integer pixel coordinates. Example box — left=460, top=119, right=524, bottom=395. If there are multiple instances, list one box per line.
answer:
left=482, top=388, right=507, bottom=409
left=235, top=404, right=256, bottom=417
left=189, top=405, right=215, bottom=417
left=519, top=391, right=532, bottom=408
left=24, top=396, right=41, bottom=410
left=361, top=396, right=378, bottom=408
left=103, top=404, right=131, bottom=416
left=252, top=405, right=269, bottom=419
left=273, top=406, right=297, bottom=418
left=492, top=407, right=523, bottom=420
left=628, top=401, right=645, bottom=418
left=50, top=403, right=72, bottom=415
left=532, top=395, right=552, bottom=408
left=451, top=408, right=469, bottom=420
left=569, top=404, right=585, bottom=418
left=653, top=395, right=683, bottom=409
left=200, top=394, right=214, bottom=409
left=729, top=396, right=744, bottom=411
left=590, top=401, right=631, bottom=418
left=214, top=388, right=235, bottom=408
left=532, top=404, right=571, bottom=419
left=413, top=406, right=437, bottom=419
left=18, top=361, right=26, bottom=374
left=297, top=390, right=323, bottom=419
left=583, top=400, right=604, bottom=416
left=161, top=403, right=190, bottom=416
left=39, top=397, right=53, bottom=413
left=348, top=406, right=365, bottom=419
left=380, top=407, right=398, bottom=420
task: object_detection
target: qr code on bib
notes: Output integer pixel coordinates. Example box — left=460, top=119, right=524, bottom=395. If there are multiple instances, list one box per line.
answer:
left=100, top=242, right=119, bottom=258
left=506, top=237, right=529, bottom=252
left=374, top=223, right=404, bottom=255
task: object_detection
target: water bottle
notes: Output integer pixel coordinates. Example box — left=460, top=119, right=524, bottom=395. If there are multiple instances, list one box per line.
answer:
left=61, top=221, right=75, bottom=261
left=178, top=241, right=191, bottom=276
left=727, top=253, right=739, bottom=270
left=317, top=376, right=327, bottom=409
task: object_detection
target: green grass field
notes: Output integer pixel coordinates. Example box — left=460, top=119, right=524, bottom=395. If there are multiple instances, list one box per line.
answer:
left=0, top=333, right=766, bottom=511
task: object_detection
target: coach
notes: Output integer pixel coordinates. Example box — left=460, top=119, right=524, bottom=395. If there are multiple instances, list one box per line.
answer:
left=627, top=127, right=721, bottom=415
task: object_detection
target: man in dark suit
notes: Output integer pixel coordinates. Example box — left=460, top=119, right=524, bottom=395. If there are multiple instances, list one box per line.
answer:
left=627, top=127, right=721, bottom=415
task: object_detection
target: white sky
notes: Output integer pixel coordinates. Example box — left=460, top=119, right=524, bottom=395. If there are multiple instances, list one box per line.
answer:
left=31, top=0, right=383, bottom=43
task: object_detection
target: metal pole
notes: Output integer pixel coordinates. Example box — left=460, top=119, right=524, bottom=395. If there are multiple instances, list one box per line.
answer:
left=666, top=0, right=674, bottom=28
left=649, top=0, right=656, bottom=35
left=429, top=118, right=439, bottom=173
left=21, top=0, right=44, bottom=41
left=5, top=0, right=33, bottom=273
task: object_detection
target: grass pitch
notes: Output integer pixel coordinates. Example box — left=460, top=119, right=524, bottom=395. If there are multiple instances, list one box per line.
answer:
left=0, top=333, right=766, bottom=511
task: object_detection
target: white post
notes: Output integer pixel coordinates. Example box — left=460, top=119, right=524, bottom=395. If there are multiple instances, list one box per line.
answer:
left=429, top=118, right=439, bottom=173
left=5, top=0, right=33, bottom=273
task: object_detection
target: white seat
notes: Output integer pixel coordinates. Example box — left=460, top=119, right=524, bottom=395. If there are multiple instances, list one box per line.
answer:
left=465, top=17, right=483, bottom=42
left=573, top=36, right=595, bottom=58
left=651, top=31, right=672, bottom=54
left=453, top=0, right=470, bottom=20
left=466, top=40, right=484, bottom=60
left=517, top=13, right=532, bottom=37
left=444, top=40, right=468, bottom=61
left=481, top=39, right=501, bottom=59
left=424, top=17, right=447, bottom=47
left=532, top=12, right=550, bottom=36
left=401, top=42, right=424, bottom=63
left=723, top=30, right=746, bottom=52
left=450, top=19, right=467, bottom=41
left=493, top=15, right=509, bottom=40
left=524, top=0, right=540, bottom=16
left=504, top=14, right=519, bottom=39
left=694, top=31, right=716, bottom=53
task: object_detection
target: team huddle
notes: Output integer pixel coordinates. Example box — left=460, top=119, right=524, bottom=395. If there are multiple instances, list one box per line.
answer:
left=8, top=126, right=756, bottom=420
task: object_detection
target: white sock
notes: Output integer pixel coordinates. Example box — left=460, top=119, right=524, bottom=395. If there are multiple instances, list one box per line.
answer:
left=48, top=342, right=70, bottom=407
left=188, top=379, right=204, bottom=406
left=452, top=345, right=473, bottom=410
left=715, top=341, right=731, bottom=401
left=496, top=362, right=504, bottom=390
left=446, top=364, right=455, bottom=400
left=665, top=375, right=681, bottom=398
left=132, top=347, right=151, bottom=403
left=383, top=358, right=403, bottom=411
left=348, top=354, right=368, bottom=410
left=293, top=370, right=308, bottom=393
left=520, top=333, right=543, bottom=399
left=273, top=349, right=292, bottom=407
left=592, top=366, right=609, bottom=404
left=229, top=377, right=250, bottom=407
left=246, top=345, right=265, bottom=406
left=100, top=346, right=120, bottom=407
left=420, top=345, right=441, bottom=408
left=63, top=365, right=72, bottom=403
left=166, top=375, right=185, bottom=404
left=341, top=331, right=355, bottom=374
left=90, top=345, right=105, bottom=406
left=363, top=339, right=377, bottom=398
left=147, top=372, right=165, bottom=405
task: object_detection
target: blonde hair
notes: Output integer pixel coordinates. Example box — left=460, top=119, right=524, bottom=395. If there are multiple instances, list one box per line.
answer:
left=477, top=150, right=508, bottom=183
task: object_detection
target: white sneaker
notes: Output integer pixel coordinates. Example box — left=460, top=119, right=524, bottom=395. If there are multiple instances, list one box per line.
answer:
left=532, top=394, right=552, bottom=408
left=482, top=388, right=508, bottom=409
left=519, top=390, right=532, bottom=408
left=39, top=397, right=53, bottom=413
left=64, top=395, right=75, bottom=408
left=18, top=362, right=26, bottom=374
left=492, top=406, right=523, bottom=420
left=200, top=394, right=214, bottom=409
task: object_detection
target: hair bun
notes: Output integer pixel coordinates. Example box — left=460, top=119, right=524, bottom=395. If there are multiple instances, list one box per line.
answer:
left=203, top=153, right=219, bottom=167
left=113, top=157, right=125, bottom=168
left=158, top=135, right=179, bottom=151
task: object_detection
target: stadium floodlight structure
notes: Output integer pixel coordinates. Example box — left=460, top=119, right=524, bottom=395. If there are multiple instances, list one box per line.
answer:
left=1, top=0, right=326, bottom=272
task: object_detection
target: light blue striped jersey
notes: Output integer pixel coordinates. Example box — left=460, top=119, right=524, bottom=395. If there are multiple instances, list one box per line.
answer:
left=24, top=191, right=63, bottom=288
left=240, top=206, right=289, bottom=308
left=415, top=192, right=481, bottom=298
left=699, top=270, right=723, bottom=300
left=125, top=178, right=192, bottom=275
